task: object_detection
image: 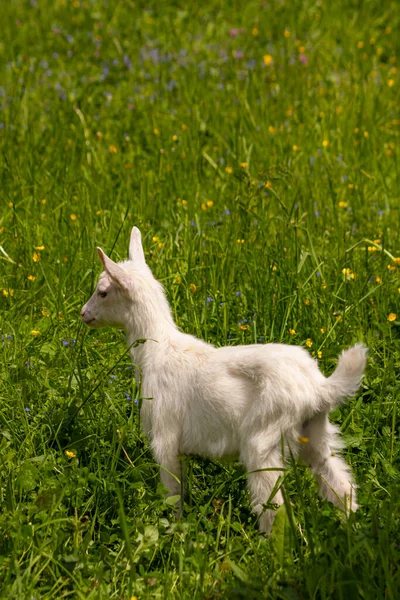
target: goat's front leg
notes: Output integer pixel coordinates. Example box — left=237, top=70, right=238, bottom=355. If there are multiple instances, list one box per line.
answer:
left=152, top=439, right=183, bottom=514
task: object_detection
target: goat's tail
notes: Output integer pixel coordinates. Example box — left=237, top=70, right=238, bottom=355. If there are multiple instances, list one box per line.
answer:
left=321, top=343, right=367, bottom=409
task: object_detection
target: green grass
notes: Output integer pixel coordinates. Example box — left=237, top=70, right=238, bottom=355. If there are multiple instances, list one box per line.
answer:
left=1, top=0, right=399, bottom=597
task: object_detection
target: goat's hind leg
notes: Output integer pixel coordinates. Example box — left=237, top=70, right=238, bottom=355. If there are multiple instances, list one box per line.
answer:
left=300, top=413, right=358, bottom=512
left=242, top=432, right=286, bottom=535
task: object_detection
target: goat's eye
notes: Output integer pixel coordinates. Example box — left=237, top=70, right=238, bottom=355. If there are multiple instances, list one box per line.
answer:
left=99, top=291, right=107, bottom=298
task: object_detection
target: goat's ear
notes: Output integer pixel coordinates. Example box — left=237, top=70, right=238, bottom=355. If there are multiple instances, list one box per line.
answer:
left=97, top=247, right=130, bottom=292
left=129, top=226, right=146, bottom=264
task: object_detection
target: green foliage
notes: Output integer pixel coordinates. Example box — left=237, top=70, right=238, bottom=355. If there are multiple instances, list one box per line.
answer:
left=0, top=0, right=399, bottom=597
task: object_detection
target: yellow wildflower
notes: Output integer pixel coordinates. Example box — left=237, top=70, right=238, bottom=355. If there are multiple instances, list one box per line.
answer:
left=237, top=239, right=245, bottom=244
left=317, top=350, right=322, bottom=359
left=357, top=41, right=364, bottom=49
left=342, top=267, right=355, bottom=280
left=70, top=214, right=77, bottom=221
left=252, top=27, right=259, bottom=36
left=305, top=299, right=310, bottom=305
left=225, top=167, right=233, bottom=174
left=263, top=55, right=273, bottom=66
left=298, top=436, right=309, bottom=444
left=322, top=140, right=329, bottom=148
left=268, top=125, right=277, bottom=134
left=189, top=283, right=196, bottom=293
left=152, top=236, right=159, bottom=243
left=239, top=324, right=247, bottom=331
left=284, top=29, right=290, bottom=38
left=174, top=276, right=181, bottom=284
left=289, top=328, right=296, bottom=335
left=388, top=79, right=395, bottom=87
left=375, top=276, right=382, bottom=284
left=33, top=251, right=40, bottom=262
left=201, top=203, right=207, bottom=211
left=181, top=124, right=187, bottom=131
left=35, top=245, right=45, bottom=251
left=27, top=275, right=36, bottom=281
left=265, top=181, right=272, bottom=188
left=31, top=330, right=40, bottom=336
left=65, top=450, right=77, bottom=459
left=388, top=313, right=396, bottom=322
left=392, top=257, right=400, bottom=265
left=109, top=145, right=118, bottom=153
left=41, top=199, right=47, bottom=204
left=320, top=326, right=326, bottom=333
left=364, top=131, right=369, bottom=138
left=240, top=162, right=248, bottom=169
left=306, top=338, right=313, bottom=347
left=172, top=134, right=178, bottom=141
left=368, top=246, right=378, bottom=252
left=292, top=145, right=300, bottom=151
left=206, top=200, right=214, bottom=208
left=338, top=201, right=347, bottom=208
left=42, top=309, right=50, bottom=317
left=154, top=128, right=160, bottom=135
left=157, top=242, right=164, bottom=249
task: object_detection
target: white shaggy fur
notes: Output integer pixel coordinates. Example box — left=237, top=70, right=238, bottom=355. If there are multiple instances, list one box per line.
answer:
left=81, top=226, right=367, bottom=533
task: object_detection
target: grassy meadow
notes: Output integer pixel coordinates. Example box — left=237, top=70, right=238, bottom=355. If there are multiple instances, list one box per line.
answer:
left=1, top=0, right=400, bottom=597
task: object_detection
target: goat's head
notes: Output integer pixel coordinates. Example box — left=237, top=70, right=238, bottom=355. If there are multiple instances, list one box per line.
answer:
left=81, top=226, right=151, bottom=329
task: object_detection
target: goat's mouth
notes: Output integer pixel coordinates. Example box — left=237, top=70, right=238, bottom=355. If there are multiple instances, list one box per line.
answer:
left=82, top=317, right=96, bottom=326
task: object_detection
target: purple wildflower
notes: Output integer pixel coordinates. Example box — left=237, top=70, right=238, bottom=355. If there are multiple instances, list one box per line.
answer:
left=123, top=55, right=132, bottom=69
left=166, top=80, right=177, bottom=91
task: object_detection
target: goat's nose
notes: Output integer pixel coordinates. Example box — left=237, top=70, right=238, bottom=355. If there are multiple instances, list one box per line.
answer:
left=80, top=309, right=86, bottom=317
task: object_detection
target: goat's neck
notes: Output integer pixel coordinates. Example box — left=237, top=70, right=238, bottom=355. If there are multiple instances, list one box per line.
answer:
left=124, top=295, right=177, bottom=366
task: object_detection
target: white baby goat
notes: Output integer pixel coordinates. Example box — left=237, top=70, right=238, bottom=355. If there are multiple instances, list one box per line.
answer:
left=81, top=226, right=367, bottom=534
